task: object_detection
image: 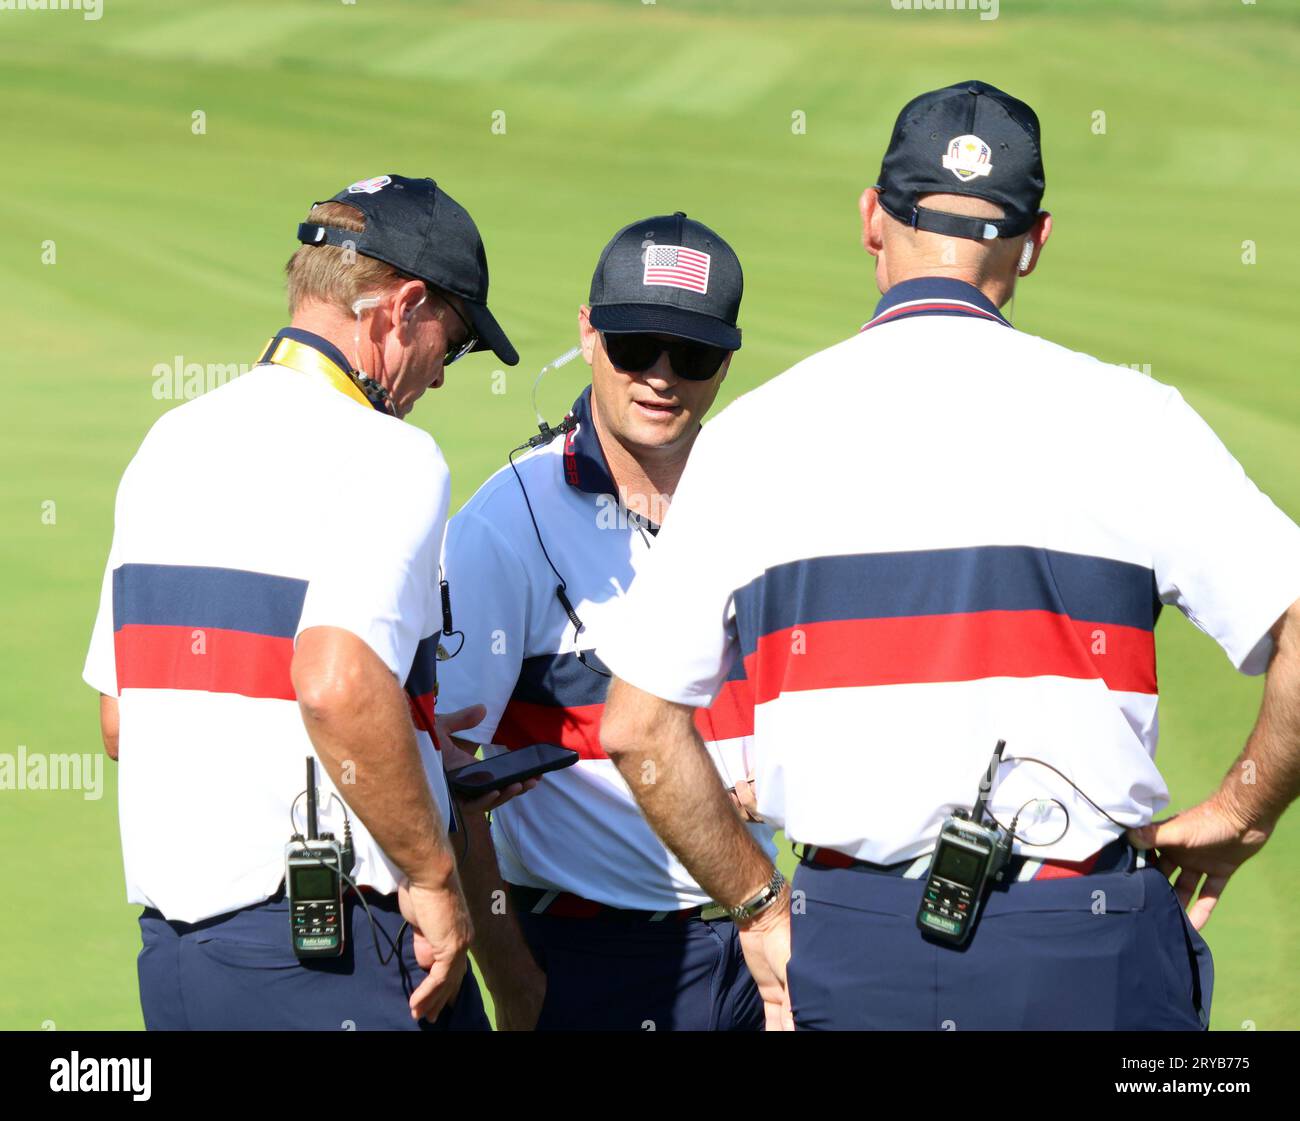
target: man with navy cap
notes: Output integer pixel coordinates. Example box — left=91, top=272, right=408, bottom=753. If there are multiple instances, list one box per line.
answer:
left=84, top=174, right=525, bottom=1029
left=599, top=83, right=1300, bottom=1030
left=437, top=212, right=774, bottom=1030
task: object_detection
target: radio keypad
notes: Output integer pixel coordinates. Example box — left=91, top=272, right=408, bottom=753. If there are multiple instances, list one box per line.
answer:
left=293, top=900, right=341, bottom=939
left=923, top=878, right=973, bottom=925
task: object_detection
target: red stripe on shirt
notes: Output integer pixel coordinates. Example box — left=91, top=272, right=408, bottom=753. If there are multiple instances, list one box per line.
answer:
left=745, top=611, right=1156, bottom=704
left=495, top=700, right=607, bottom=759
left=694, top=676, right=756, bottom=741
left=408, top=692, right=439, bottom=743
left=114, top=623, right=296, bottom=700
left=496, top=690, right=755, bottom=760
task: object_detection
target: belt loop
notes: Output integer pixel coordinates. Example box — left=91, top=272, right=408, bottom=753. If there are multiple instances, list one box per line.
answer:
left=531, top=890, right=559, bottom=915
left=902, top=855, right=931, bottom=880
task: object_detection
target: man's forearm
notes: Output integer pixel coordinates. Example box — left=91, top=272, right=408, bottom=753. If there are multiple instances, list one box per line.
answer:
left=294, top=627, right=455, bottom=887
left=455, top=805, right=541, bottom=987
left=1216, top=605, right=1300, bottom=832
left=602, top=677, right=773, bottom=908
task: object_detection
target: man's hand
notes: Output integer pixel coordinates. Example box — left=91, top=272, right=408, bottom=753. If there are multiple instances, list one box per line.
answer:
left=434, top=703, right=488, bottom=756
left=1128, top=601, right=1300, bottom=932
left=1127, top=794, right=1270, bottom=931
left=399, top=879, right=474, bottom=1022
left=736, top=886, right=793, bottom=1031
left=435, top=703, right=541, bottom=814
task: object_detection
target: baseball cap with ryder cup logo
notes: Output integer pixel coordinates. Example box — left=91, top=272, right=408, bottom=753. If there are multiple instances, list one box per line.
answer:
left=875, top=80, right=1046, bottom=243
left=588, top=212, right=743, bottom=352
left=296, top=173, right=518, bottom=366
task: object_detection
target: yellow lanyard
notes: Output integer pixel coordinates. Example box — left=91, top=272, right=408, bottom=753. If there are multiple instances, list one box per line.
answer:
left=260, top=336, right=373, bottom=410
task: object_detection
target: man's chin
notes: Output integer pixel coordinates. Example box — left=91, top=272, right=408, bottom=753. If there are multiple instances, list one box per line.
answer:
left=624, top=416, right=690, bottom=451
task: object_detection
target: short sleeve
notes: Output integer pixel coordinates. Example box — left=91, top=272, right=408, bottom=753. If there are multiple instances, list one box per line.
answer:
left=1151, top=388, right=1300, bottom=674
left=295, top=444, right=451, bottom=681
left=599, top=422, right=743, bottom=706
left=435, top=510, right=529, bottom=745
left=84, top=546, right=119, bottom=696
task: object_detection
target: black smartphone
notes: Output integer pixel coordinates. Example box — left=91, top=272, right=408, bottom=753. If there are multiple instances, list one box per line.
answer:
left=447, top=743, right=579, bottom=797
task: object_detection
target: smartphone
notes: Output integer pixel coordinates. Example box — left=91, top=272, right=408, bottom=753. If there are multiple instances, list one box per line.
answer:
left=447, top=743, right=579, bottom=797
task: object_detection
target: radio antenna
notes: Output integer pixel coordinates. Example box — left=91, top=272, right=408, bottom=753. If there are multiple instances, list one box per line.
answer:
left=305, top=756, right=319, bottom=841
left=972, top=739, right=1007, bottom=824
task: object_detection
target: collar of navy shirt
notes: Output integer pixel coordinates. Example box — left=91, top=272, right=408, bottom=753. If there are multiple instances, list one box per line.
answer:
left=561, top=385, right=659, bottom=535
left=861, top=276, right=1012, bottom=332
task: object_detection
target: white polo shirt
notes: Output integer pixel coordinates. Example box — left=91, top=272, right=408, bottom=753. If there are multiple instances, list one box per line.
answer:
left=438, top=386, right=774, bottom=911
left=600, top=277, right=1300, bottom=866
left=83, top=328, right=455, bottom=923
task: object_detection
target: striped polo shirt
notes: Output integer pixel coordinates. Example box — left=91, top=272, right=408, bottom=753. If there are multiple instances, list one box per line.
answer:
left=438, top=386, right=774, bottom=911
left=601, top=277, right=1300, bottom=865
left=84, top=329, right=454, bottom=923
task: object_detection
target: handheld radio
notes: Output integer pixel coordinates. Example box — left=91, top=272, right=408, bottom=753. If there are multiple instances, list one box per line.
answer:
left=286, top=758, right=346, bottom=959
left=916, top=740, right=1013, bottom=947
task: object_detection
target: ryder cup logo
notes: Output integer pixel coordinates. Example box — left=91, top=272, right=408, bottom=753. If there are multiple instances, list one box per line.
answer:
left=942, top=135, right=993, bottom=182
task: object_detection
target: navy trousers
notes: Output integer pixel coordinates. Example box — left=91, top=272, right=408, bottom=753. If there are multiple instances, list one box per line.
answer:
left=788, top=859, right=1213, bottom=1030
left=517, top=909, right=763, bottom=1031
left=138, top=890, right=489, bottom=1031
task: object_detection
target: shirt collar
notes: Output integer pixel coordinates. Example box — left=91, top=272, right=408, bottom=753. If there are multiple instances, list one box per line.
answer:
left=559, top=386, right=662, bottom=534
left=861, top=277, right=1011, bottom=332
left=562, top=385, right=618, bottom=498
left=260, top=327, right=390, bottom=414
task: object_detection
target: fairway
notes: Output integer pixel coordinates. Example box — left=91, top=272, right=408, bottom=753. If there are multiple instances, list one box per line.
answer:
left=2, top=0, right=1298, bottom=1031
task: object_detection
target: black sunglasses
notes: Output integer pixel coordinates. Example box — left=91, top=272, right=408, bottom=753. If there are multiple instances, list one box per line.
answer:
left=601, top=332, right=730, bottom=381
left=428, top=287, right=478, bottom=366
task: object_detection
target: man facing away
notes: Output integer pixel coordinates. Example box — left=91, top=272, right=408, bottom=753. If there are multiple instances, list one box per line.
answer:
left=598, top=83, right=1300, bottom=1030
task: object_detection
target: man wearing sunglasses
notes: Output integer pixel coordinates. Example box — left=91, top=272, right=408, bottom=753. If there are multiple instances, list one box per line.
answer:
left=437, top=213, right=774, bottom=1030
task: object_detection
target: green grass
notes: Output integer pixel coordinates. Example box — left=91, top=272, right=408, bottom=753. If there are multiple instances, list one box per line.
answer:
left=1, top=0, right=1298, bottom=1030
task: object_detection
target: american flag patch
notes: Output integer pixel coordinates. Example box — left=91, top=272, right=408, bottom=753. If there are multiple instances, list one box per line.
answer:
left=642, top=245, right=711, bottom=294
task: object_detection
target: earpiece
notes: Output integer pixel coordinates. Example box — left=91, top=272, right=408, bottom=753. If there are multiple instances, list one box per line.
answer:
left=402, top=291, right=428, bottom=323
left=1018, top=240, right=1035, bottom=274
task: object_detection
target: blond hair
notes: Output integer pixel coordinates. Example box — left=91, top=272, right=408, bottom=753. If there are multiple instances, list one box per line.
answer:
left=284, top=201, right=419, bottom=315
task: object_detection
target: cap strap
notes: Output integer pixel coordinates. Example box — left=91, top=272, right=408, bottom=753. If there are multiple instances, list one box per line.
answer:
left=910, top=206, right=1033, bottom=242
left=909, top=206, right=1008, bottom=241
left=296, top=222, right=366, bottom=250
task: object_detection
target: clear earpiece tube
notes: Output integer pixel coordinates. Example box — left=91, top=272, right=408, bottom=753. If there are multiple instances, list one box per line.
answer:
left=531, top=346, right=582, bottom=427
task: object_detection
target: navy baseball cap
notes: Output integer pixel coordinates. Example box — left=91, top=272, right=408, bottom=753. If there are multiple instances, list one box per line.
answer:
left=296, top=174, right=518, bottom=366
left=875, top=80, right=1045, bottom=242
left=589, top=212, right=742, bottom=351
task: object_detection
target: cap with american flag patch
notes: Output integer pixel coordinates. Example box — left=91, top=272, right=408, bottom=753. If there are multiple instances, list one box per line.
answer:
left=589, top=211, right=742, bottom=351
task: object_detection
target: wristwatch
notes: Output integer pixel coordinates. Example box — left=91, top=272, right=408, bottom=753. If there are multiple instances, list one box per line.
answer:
left=727, top=867, right=788, bottom=923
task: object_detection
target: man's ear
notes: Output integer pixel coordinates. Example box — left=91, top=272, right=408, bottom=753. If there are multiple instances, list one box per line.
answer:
left=393, top=279, right=428, bottom=341
left=1019, top=211, right=1052, bottom=277
left=860, top=187, right=885, bottom=257
left=578, top=305, right=597, bottom=365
